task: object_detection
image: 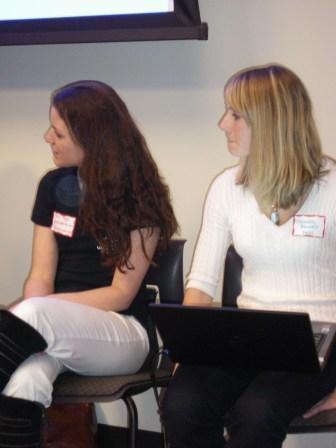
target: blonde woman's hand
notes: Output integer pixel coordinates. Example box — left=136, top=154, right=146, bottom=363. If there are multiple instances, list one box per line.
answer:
left=303, top=388, right=336, bottom=418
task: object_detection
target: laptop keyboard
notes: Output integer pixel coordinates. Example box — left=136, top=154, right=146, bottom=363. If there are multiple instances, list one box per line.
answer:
left=314, top=332, right=326, bottom=351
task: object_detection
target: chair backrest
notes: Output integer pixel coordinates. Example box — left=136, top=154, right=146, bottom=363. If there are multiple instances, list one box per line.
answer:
left=144, top=238, right=186, bottom=305
left=222, top=245, right=243, bottom=307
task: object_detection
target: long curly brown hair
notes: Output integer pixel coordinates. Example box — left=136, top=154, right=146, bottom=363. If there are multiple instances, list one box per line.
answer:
left=51, top=80, right=178, bottom=269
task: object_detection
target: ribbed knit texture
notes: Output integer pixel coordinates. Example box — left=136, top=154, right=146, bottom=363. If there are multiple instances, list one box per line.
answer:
left=0, top=395, right=43, bottom=447
left=187, top=158, right=336, bottom=322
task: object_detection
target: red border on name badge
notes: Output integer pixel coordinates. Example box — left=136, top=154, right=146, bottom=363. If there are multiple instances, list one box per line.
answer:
left=51, top=212, right=76, bottom=237
left=292, top=214, right=326, bottom=238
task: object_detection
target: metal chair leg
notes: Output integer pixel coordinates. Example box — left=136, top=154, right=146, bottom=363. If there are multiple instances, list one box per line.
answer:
left=123, top=396, right=138, bottom=448
left=161, top=422, right=169, bottom=448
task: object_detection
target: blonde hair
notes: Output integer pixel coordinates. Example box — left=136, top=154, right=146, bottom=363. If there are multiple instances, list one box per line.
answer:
left=225, top=63, right=324, bottom=211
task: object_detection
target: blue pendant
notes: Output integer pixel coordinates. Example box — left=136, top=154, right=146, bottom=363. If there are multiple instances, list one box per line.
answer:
left=271, top=208, right=280, bottom=225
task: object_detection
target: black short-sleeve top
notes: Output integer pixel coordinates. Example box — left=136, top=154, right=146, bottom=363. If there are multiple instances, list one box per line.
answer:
left=31, top=167, right=148, bottom=327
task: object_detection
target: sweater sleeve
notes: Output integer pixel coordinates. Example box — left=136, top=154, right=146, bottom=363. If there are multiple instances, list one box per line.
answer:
left=186, top=172, right=233, bottom=298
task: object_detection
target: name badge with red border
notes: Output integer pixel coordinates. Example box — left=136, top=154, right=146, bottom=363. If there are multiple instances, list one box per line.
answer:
left=51, top=212, right=76, bottom=237
left=292, top=214, right=326, bottom=238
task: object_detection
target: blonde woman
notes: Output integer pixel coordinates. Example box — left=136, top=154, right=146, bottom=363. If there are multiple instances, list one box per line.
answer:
left=163, top=64, right=336, bottom=448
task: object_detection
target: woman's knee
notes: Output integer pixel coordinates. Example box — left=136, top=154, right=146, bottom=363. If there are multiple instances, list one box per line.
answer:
left=11, top=297, right=54, bottom=340
left=12, top=297, right=47, bottom=325
left=3, top=353, right=62, bottom=407
left=227, top=395, right=287, bottom=441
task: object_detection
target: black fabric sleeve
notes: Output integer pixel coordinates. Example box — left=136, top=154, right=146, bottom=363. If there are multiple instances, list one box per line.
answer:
left=31, top=170, right=55, bottom=227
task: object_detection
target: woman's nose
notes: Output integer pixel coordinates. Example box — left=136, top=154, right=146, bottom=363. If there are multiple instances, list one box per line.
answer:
left=44, top=127, right=53, bottom=143
left=218, top=113, right=229, bottom=131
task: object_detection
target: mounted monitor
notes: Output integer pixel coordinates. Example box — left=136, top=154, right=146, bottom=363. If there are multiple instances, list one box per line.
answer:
left=0, top=0, right=208, bottom=46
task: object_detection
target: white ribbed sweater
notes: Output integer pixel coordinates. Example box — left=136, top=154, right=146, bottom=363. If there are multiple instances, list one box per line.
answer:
left=187, top=158, right=336, bottom=322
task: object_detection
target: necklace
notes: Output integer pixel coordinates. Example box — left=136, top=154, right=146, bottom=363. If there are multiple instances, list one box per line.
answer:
left=270, top=204, right=280, bottom=225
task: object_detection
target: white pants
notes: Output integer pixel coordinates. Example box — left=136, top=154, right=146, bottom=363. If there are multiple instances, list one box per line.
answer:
left=3, top=297, right=149, bottom=407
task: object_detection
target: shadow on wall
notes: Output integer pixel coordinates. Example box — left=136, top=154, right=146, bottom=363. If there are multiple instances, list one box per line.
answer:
left=0, top=41, right=212, bottom=91
left=0, top=164, right=38, bottom=303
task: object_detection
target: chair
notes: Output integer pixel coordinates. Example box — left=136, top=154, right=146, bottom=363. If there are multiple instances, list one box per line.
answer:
left=223, top=244, right=336, bottom=434
left=51, top=238, right=186, bottom=448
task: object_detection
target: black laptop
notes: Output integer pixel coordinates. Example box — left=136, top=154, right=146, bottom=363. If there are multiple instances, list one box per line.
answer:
left=149, top=303, right=336, bottom=373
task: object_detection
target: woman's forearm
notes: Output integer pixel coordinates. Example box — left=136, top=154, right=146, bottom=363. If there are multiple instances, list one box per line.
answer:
left=23, top=277, right=55, bottom=299
left=47, top=285, right=134, bottom=312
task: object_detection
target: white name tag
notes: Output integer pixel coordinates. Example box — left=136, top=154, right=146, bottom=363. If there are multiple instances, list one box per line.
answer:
left=292, top=214, right=325, bottom=238
left=51, top=212, right=76, bottom=237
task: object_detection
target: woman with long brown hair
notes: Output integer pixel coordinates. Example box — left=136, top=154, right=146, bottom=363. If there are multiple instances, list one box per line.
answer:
left=0, top=80, right=178, bottom=446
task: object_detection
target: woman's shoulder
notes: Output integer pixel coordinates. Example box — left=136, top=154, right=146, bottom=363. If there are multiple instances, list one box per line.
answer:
left=37, top=167, right=78, bottom=189
left=210, top=164, right=240, bottom=190
left=40, top=166, right=77, bottom=182
left=34, top=167, right=81, bottom=212
left=204, top=164, right=241, bottom=208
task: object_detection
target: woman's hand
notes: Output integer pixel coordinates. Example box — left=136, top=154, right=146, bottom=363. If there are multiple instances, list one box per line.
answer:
left=183, top=288, right=213, bottom=306
left=303, top=389, right=336, bottom=418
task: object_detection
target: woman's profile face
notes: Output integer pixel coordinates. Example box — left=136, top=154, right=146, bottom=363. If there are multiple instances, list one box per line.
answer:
left=44, top=106, right=85, bottom=168
left=218, top=107, right=251, bottom=159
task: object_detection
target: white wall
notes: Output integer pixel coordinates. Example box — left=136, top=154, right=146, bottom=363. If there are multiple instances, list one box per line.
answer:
left=1, top=1, right=336, bottom=445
